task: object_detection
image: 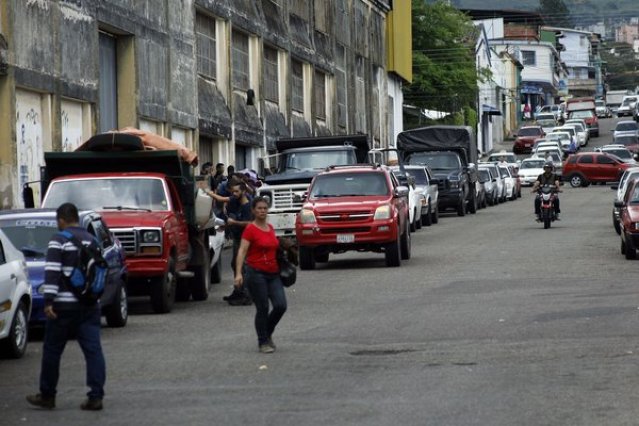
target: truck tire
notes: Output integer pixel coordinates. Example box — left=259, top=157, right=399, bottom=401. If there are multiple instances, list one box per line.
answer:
left=151, top=257, right=176, bottom=314
left=0, top=301, right=28, bottom=359
left=431, top=205, right=439, bottom=224
left=422, top=204, right=432, bottom=227
left=385, top=228, right=401, bottom=267
left=105, top=282, right=128, bottom=328
left=625, top=235, right=636, bottom=260
left=457, top=197, right=466, bottom=216
left=613, top=211, right=621, bottom=235
left=314, top=252, right=329, bottom=263
left=299, top=246, right=316, bottom=270
left=414, top=208, right=422, bottom=230
left=400, top=220, right=411, bottom=260
left=190, top=255, right=211, bottom=301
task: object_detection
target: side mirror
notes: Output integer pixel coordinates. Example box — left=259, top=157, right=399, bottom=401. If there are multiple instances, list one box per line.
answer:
left=23, top=184, right=35, bottom=209
left=614, top=201, right=625, bottom=208
left=430, top=178, right=439, bottom=186
left=394, top=186, right=409, bottom=198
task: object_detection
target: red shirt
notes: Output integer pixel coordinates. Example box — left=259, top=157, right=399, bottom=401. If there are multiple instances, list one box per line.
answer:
left=242, top=223, right=280, bottom=274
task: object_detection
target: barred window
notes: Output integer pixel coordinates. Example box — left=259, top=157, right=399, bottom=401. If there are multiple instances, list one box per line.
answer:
left=196, top=14, right=216, bottom=79
left=522, top=50, right=536, bottom=66
left=232, top=30, right=249, bottom=90
left=314, top=70, right=326, bottom=119
left=292, top=59, right=304, bottom=113
left=336, top=44, right=347, bottom=128
left=264, top=46, right=279, bottom=103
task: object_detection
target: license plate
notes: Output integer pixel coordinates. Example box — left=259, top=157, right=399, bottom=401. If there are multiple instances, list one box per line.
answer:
left=336, top=234, right=355, bottom=243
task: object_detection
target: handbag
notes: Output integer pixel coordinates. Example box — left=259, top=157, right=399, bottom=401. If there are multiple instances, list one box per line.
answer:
left=277, top=248, right=297, bottom=288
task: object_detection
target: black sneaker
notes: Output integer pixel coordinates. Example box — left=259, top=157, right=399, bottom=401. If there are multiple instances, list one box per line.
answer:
left=228, top=296, right=252, bottom=306
left=266, top=337, right=276, bottom=349
left=26, top=394, right=55, bottom=409
left=259, top=344, right=275, bottom=354
left=81, top=398, right=103, bottom=411
left=223, top=289, right=243, bottom=302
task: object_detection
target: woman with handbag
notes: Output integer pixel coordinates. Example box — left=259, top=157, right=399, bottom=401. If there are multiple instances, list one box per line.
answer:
left=234, top=197, right=288, bottom=353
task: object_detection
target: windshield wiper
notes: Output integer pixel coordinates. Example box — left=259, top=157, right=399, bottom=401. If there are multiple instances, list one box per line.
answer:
left=102, top=206, right=152, bottom=212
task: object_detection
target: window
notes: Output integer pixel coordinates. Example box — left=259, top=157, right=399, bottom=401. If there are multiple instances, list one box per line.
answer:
left=99, top=32, right=118, bottom=132
left=521, top=50, right=536, bottom=66
left=291, top=59, right=304, bottom=113
left=235, top=144, right=249, bottom=169
left=335, top=44, right=347, bottom=128
left=597, top=155, right=615, bottom=164
left=232, top=30, right=249, bottom=90
left=264, top=46, right=279, bottom=103
left=314, top=70, right=326, bottom=120
left=355, top=56, right=366, bottom=132
left=196, top=13, right=216, bottom=79
left=314, top=0, right=328, bottom=33
left=577, top=155, right=593, bottom=164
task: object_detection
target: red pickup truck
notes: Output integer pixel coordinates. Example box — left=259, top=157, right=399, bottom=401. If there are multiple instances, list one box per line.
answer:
left=28, top=132, right=214, bottom=313
left=295, top=165, right=411, bottom=269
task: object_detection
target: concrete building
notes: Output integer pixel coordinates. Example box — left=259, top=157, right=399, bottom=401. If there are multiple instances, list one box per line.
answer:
left=0, top=0, right=408, bottom=210
left=616, top=24, right=639, bottom=45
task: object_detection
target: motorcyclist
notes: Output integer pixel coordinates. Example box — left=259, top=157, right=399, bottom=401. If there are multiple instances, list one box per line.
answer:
left=531, top=161, right=561, bottom=220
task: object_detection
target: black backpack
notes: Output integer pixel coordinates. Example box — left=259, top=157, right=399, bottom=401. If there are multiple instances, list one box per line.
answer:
left=59, top=230, right=108, bottom=305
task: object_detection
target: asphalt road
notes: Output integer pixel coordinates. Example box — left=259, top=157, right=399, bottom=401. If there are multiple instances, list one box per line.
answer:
left=3, top=116, right=639, bottom=426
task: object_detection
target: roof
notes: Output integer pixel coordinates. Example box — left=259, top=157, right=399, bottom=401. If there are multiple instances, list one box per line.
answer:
left=462, top=9, right=544, bottom=24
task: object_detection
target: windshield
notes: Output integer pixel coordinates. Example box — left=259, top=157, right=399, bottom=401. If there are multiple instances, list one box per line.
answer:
left=310, top=172, right=389, bottom=197
left=488, top=154, right=517, bottom=163
left=407, top=152, right=461, bottom=170
left=605, top=149, right=632, bottom=159
left=518, top=128, right=542, bottom=136
left=622, top=98, right=637, bottom=106
left=615, top=136, right=639, bottom=145
left=616, top=122, right=638, bottom=131
left=630, top=186, right=639, bottom=203
left=566, top=122, right=585, bottom=131
left=521, top=160, right=545, bottom=169
left=44, top=178, right=169, bottom=211
left=499, top=167, right=510, bottom=178
left=546, top=133, right=568, bottom=141
left=0, top=221, right=57, bottom=258
left=537, top=119, right=555, bottom=127
left=284, top=150, right=356, bottom=171
left=595, top=101, right=605, bottom=107
left=406, top=169, right=427, bottom=185
left=569, top=110, right=594, bottom=119
left=536, top=114, right=554, bottom=121
left=478, top=169, right=490, bottom=182
left=557, top=127, right=575, bottom=136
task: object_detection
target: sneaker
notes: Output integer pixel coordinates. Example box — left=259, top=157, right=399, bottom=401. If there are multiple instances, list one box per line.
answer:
left=259, top=344, right=275, bottom=354
left=223, top=289, right=243, bottom=302
left=26, top=394, right=55, bottom=409
left=266, top=337, right=276, bottom=349
left=228, top=296, right=252, bottom=306
left=80, top=398, right=103, bottom=411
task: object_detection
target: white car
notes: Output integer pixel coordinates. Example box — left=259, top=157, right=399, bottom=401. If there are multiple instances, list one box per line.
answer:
left=518, top=158, right=546, bottom=186
left=404, top=166, right=439, bottom=226
left=486, top=151, right=519, bottom=168
left=552, top=126, right=579, bottom=149
left=532, top=150, right=563, bottom=177
left=614, top=121, right=639, bottom=139
left=391, top=167, right=423, bottom=232
left=478, top=168, right=497, bottom=205
left=0, top=229, right=31, bottom=358
left=595, top=146, right=637, bottom=164
left=617, top=96, right=638, bottom=117
left=564, top=120, right=589, bottom=146
left=479, top=163, right=505, bottom=203
left=498, top=165, right=517, bottom=200
left=208, top=217, right=226, bottom=284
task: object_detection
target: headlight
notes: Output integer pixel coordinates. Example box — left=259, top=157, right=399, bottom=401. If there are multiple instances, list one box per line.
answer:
left=37, top=285, right=46, bottom=295
left=299, top=209, right=317, bottom=224
left=141, top=230, right=161, bottom=243
left=634, top=223, right=639, bottom=231
left=449, top=181, right=459, bottom=189
left=374, top=205, right=392, bottom=220
left=260, top=191, right=272, bottom=206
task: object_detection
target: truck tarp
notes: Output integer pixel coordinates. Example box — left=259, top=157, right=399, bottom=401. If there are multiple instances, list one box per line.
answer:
left=396, top=126, right=478, bottom=164
left=275, top=135, right=370, bottom=163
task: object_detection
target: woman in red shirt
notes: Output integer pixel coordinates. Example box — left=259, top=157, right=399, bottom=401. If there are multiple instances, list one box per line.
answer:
left=235, top=197, right=287, bottom=353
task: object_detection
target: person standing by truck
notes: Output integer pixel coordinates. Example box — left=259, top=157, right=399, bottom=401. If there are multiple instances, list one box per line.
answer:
left=234, top=197, right=287, bottom=353
left=26, top=203, right=106, bottom=411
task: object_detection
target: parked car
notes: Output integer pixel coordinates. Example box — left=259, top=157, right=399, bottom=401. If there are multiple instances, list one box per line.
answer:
left=615, top=179, right=639, bottom=259
left=595, top=100, right=611, bottom=118
left=518, top=158, right=546, bottom=186
left=533, top=149, right=563, bottom=177
left=617, top=96, right=638, bottom=117
left=0, top=228, right=31, bottom=358
left=208, top=216, right=226, bottom=284
left=563, top=152, right=633, bottom=187
left=613, top=121, right=639, bottom=139
left=552, top=126, right=578, bottom=150
left=613, top=134, right=639, bottom=153
left=486, top=151, right=519, bottom=168
left=478, top=168, right=498, bottom=205
left=611, top=167, right=639, bottom=235
left=567, top=109, right=599, bottom=137
left=403, top=165, right=439, bottom=226
left=296, top=165, right=411, bottom=269
left=594, top=145, right=637, bottom=164
left=514, top=126, right=545, bottom=154
left=0, top=209, right=128, bottom=327
left=535, top=105, right=562, bottom=121
left=498, top=165, right=520, bottom=200
left=390, top=167, right=423, bottom=232
left=533, top=140, right=562, bottom=153
left=479, top=163, right=506, bottom=203
left=564, top=120, right=589, bottom=146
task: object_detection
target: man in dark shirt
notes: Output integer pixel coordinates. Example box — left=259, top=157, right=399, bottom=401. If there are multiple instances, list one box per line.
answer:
left=211, top=162, right=227, bottom=192
left=27, top=203, right=106, bottom=411
left=531, top=162, right=561, bottom=219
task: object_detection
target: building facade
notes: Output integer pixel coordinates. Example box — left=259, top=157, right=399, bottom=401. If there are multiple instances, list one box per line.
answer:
left=615, top=24, right=639, bottom=45
left=0, top=0, right=405, bottom=210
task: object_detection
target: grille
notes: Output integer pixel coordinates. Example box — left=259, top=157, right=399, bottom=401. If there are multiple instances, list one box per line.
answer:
left=112, top=229, right=136, bottom=255
left=438, top=180, right=447, bottom=190
left=320, top=227, right=370, bottom=234
left=272, top=188, right=304, bottom=210
left=318, top=211, right=373, bottom=222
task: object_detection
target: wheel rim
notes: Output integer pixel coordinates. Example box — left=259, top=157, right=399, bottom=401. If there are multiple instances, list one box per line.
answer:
left=571, top=176, right=581, bottom=186
left=119, top=286, right=128, bottom=320
left=14, top=308, right=27, bottom=351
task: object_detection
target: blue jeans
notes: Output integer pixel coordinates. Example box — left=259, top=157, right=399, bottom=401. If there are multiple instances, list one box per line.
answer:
left=40, top=304, right=106, bottom=400
left=245, top=266, right=287, bottom=345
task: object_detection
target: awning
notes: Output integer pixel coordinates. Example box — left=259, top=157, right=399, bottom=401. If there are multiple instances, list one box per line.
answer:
left=482, top=104, right=502, bottom=116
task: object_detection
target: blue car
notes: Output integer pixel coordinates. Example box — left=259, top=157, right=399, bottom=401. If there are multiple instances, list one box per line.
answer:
left=0, top=209, right=128, bottom=327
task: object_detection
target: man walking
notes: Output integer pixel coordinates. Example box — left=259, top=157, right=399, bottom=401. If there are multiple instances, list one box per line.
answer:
left=26, top=203, right=106, bottom=411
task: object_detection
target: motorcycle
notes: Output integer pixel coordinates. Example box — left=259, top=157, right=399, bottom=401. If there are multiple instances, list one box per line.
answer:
left=537, top=186, right=558, bottom=229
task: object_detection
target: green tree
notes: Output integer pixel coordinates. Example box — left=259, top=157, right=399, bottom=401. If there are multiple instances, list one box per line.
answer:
left=538, top=0, right=573, bottom=28
left=404, top=1, right=484, bottom=126
left=601, top=42, right=639, bottom=90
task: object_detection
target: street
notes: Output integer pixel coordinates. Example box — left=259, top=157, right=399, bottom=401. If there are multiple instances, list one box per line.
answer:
left=3, top=118, right=639, bottom=426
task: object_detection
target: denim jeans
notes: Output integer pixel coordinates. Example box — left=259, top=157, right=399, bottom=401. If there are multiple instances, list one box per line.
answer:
left=245, top=266, right=287, bottom=345
left=40, top=304, right=106, bottom=400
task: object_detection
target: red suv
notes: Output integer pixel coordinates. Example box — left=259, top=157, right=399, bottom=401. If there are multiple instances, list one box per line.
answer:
left=514, top=126, right=545, bottom=154
left=295, top=165, right=411, bottom=269
left=563, top=152, right=632, bottom=187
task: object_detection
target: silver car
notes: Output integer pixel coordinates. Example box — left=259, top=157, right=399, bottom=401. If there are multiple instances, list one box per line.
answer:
left=404, top=165, right=439, bottom=226
left=614, top=121, right=639, bottom=139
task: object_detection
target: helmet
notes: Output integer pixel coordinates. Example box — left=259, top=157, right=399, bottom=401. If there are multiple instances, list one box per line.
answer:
left=543, top=161, right=554, bottom=170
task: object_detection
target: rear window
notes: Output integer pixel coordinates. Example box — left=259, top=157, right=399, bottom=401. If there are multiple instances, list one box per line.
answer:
left=617, top=122, right=638, bottom=131
left=518, top=127, right=542, bottom=136
left=478, top=169, right=490, bottom=181
left=310, top=172, right=389, bottom=197
left=604, top=149, right=632, bottom=160
left=406, top=168, right=428, bottom=185
left=597, top=155, right=616, bottom=165
left=577, top=155, right=593, bottom=164
left=521, top=160, right=545, bottom=169
left=569, top=110, right=594, bottom=119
